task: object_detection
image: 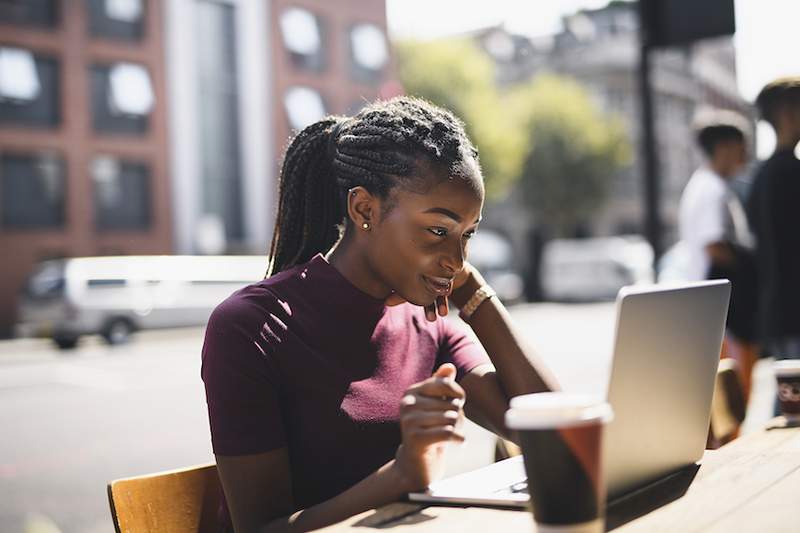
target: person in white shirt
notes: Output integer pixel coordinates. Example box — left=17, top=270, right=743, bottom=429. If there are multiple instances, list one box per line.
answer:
left=678, top=111, right=756, bottom=443
left=679, top=115, right=750, bottom=282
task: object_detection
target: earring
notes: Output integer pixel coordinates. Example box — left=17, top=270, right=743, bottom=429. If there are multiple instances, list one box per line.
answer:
left=362, top=222, right=370, bottom=230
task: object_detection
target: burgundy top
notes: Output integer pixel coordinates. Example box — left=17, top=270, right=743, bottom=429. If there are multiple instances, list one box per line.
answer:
left=201, top=254, right=489, bottom=513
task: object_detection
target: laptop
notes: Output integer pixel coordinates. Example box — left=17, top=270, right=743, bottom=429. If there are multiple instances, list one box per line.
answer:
left=409, top=280, right=731, bottom=507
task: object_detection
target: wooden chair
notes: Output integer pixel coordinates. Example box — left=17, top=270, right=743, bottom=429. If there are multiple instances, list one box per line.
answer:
left=107, top=463, right=222, bottom=533
left=708, top=358, right=748, bottom=449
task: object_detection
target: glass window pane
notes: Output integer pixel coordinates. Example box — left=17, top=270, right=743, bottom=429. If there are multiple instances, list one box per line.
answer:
left=0, top=47, right=40, bottom=101
left=284, top=86, right=326, bottom=131
left=0, top=0, right=58, bottom=28
left=280, top=8, right=320, bottom=55
left=196, top=0, right=243, bottom=241
left=108, top=62, right=153, bottom=115
left=87, top=0, right=144, bottom=41
left=89, top=63, right=149, bottom=134
left=349, top=24, right=387, bottom=83
left=91, top=155, right=150, bottom=230
left=280, top=7, right=326, bottom=72
left=0, top=49, right=59, bottom=127
left=0, top=152, right=65, bottom=229
left=351, top=24, right=387, bottom=70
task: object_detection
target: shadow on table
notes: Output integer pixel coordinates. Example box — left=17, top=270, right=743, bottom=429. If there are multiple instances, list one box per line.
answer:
left=606, top=463, right=700, bottom=531
left=352, top=503, right=434, bottom=529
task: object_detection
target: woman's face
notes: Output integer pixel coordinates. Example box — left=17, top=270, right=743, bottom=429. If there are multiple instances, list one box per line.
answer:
left=366, top=168, right=484, bottom=306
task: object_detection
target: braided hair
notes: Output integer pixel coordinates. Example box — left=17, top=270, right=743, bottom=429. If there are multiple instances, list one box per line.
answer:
left=266, top=96, right=481, bottom=276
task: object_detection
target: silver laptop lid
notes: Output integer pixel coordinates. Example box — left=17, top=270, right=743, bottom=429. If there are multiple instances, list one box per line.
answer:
left=603, top=280, right=730, bottom=498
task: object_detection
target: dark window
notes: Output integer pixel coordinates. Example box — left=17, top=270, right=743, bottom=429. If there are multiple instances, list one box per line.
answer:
left=86, top=0, right=144, bottom=41
left=0, top=48, right=59, bottom=127
left=348, top=23, right=387, bottom=83
left=89, top=63, right=151, bottom=135
left=196, top=0, right=243, bottom=241
left=0, top=152, right=65, bottom=229
left=91, top=156, right=150, bottom=230
left=87, top=278, right=127, bottom=287
left=279, top=7, right=326, bottom=72
left=0, top=0, right=58, bottom=27
left=24, top=260, right=65, bottom=300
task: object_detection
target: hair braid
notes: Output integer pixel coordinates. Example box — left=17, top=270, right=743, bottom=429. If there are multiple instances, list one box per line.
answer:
left=267, top=96, right=481, bottom=276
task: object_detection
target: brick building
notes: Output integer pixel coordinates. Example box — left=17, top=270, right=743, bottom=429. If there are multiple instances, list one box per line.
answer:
left=0, top=0, right=396, bottom=337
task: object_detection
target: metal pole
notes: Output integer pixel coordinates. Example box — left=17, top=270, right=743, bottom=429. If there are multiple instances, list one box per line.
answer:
left=637, top=11, right=663, bottom=263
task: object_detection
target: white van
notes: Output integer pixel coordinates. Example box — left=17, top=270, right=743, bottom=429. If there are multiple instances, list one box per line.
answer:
left=16, top=255, right=267, bottom=349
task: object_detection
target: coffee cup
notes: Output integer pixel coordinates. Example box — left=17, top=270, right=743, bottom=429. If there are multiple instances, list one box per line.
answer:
left=774, top=359, right=800, bottom=421
left=506, top=392, right=613, bottom=533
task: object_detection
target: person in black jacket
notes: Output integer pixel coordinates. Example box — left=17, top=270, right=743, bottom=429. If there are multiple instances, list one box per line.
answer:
left=747, top=77, right=800, bottom=412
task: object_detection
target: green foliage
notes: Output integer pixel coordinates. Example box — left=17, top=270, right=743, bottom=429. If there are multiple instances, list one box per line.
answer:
left=395, top=40, right=631, bottom=230
left=395, top=39, right=523, bottom=198
left=509, top=75, right=631, bottom=236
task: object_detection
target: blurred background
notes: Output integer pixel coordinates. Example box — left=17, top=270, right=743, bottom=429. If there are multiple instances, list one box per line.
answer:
left=0, top=1, right=797, bottom=532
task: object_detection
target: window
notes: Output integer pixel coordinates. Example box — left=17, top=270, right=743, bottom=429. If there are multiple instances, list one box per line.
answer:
left=90, top=62, right=152, bottom=134
left=87, top=278, right=127, bottom=287
left=196, top=0, right=243, bottom=241
left=349, top=23, right=387, bottom=83
left=91, top=155, right=150, bottom=230
left=0, top=48, right=59, bottom=127
left=0, top=0, right=58, bottom=27
left=0, top=152, right=64, bottom=229
left=87, top=0, right=144, bottom=41
left=284, top=86, right=326, bottom=131
left=280, top=7, right=325, bottom=72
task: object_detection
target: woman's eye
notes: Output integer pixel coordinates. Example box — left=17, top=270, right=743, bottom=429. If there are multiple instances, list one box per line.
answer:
left=463, top=231, right=475, bottom=241
left=428, top=227, right=447, bottom=237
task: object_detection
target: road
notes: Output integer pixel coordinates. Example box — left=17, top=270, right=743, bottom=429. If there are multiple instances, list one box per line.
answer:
left=0, top=303, right=776, bottom=533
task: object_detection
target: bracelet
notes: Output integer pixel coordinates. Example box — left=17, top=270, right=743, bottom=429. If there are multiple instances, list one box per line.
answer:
left=459, top=285, right=496, bottom=322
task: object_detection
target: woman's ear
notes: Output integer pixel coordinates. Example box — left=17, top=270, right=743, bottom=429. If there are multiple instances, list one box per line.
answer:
left=347, top=186, right=380, bottom=230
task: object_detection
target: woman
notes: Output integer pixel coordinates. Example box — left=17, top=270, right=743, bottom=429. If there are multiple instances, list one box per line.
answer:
left=201, top=96, right=558, bottom=532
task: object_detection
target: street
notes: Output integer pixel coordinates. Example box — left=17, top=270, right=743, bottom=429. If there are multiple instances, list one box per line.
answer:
left=0, top=303, right=775, bottom=533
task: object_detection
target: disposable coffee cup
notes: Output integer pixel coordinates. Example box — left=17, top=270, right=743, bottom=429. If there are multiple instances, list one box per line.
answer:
left=505, top=392, right=613, bottom=533
left=774, top=360, right=800, bottom=421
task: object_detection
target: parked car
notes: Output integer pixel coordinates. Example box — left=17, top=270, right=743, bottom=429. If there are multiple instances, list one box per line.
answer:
left=541, top=235, right=654, bottom=301
left=467, top=229, right=525, bottom=304
left=16, top=255, right=267, bottom=349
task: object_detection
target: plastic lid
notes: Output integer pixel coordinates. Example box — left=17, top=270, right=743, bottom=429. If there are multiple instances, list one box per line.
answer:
left=505, top=392, right=613, bottom=430
left=774, top=360, right=800, bottom=377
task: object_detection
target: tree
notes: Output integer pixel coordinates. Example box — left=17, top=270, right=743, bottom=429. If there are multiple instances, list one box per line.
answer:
left=395, top=39, right=524, bottom=198
left=509, top=75, right=632, bottom=237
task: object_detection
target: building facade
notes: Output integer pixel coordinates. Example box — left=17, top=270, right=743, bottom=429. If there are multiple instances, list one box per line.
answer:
left=473, top=2, right=753, bottom=262
left=0, top=0, right=395, bottom=337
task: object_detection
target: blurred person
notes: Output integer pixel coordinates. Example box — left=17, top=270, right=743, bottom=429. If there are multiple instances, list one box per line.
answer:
left=747, top=77, right=800, bottom=408
left=201, top=97, right=558, bottom=532
left=678, top=112, right=757, bottom=420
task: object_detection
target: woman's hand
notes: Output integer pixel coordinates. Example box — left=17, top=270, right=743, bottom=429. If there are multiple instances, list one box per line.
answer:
left=394, top=363, right=466, bottom=491
left=384, top=262, right=485, bottom=322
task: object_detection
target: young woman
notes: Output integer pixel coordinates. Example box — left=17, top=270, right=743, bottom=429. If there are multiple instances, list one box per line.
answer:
left=201, top=96, right=558, bottom=532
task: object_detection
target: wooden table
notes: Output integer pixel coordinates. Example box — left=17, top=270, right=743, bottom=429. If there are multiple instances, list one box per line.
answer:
left=318, top=419, right=800, bottom=532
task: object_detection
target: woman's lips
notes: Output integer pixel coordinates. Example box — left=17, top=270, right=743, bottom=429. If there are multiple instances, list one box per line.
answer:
left=422, top=275, right=453, bottom=296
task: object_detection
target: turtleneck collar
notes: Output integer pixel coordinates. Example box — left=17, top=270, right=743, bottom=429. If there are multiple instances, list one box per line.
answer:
left=297, top=254, right=388, bottom=322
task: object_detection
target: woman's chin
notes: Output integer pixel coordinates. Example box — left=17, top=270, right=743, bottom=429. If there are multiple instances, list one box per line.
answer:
left=395, top=290, right=435, bottom=308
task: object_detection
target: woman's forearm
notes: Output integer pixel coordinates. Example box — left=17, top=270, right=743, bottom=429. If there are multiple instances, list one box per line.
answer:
left=451, top=271, right=560, bottom=400
left=262, top=458, right=409, bottom=533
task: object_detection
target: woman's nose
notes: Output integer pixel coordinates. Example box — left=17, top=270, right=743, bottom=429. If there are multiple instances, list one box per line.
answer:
left=440, top=240, right=465, bottom=275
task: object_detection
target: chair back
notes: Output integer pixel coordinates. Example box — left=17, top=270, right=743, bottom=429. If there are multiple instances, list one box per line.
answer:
left=107, top=463, right=222, bottom=533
